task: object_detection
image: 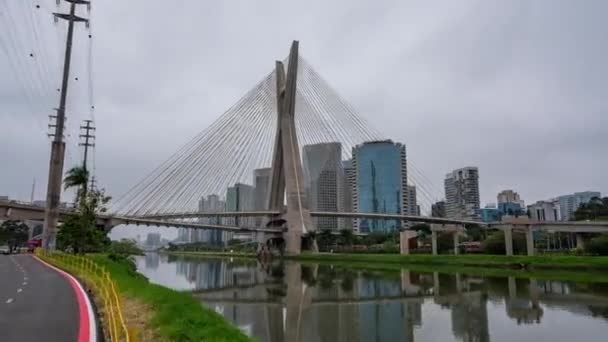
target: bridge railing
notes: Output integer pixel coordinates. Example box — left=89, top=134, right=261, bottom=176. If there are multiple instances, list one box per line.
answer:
left=35, top=249, right=136, bottom=342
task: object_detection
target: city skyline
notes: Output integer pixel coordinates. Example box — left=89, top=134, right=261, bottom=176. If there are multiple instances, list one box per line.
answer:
left=1, top=1, right=606, bottom=210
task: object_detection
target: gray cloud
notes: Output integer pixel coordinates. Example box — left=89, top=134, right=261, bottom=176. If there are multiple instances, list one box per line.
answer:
left=1, top=0, right=606, bottom=217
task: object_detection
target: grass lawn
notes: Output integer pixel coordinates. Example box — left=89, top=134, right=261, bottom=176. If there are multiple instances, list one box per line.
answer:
left=163, top=251, right=608, bottom=282
left=164, top=250, right=256, bottom=259
left=89, top=255, right=253, bottom=342
left=288, top=253, right=608, bottom=270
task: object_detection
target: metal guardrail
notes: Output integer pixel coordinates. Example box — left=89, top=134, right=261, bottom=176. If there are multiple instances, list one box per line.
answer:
left=35, top=249, right=135, bottom=341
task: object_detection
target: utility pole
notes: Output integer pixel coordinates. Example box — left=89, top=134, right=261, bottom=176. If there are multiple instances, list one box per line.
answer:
left=79, top=119, right=95, bottom=197
left=43, top=0, right=90, bottom=250
left=30, top=178, right=36, bottom=203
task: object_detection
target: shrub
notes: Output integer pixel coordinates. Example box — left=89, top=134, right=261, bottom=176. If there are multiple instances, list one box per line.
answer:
left=585, top=234, right=608, bottom=256
left=482, top=230, right=527, bottom=255
left=107, top=239, right=143, bottom=256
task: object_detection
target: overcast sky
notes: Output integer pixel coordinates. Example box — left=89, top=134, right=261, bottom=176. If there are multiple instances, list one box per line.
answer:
left=1, top=0, right=607, bottom=218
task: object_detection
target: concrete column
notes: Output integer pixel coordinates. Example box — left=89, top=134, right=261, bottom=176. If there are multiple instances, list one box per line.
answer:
left=576, top=233, right=586, bottom=250
left=453, top=233, right=459, bottom=255
left=400, top=231, right=409, bottom=255
left=400, top=230, right=417, bottom=255
left=526, top=228, right=535, bottom=256
left=433, top=272, right=440, bottom=297
left=504, top=227, right=514, bottom=256
left=508, top=276, right=517, bottom=299
left=400, top=270, right=411, bottom=294
left=529, top=278, right=540, bottom=307
left=431, top=231, right=438, bottom=255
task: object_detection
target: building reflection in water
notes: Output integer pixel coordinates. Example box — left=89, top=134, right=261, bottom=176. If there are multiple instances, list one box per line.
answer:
left=136, top=255, right=608, bottom=342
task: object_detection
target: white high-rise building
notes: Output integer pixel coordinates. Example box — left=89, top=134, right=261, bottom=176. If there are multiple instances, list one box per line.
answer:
left=528, top=200, right=561, bottom=222
left=303, top=142, right=344, bottom=231
left=198, top=194, right=226, bottom=244
left=253, top=168, right=271, bottom=226
left=407, top=185, right=418, bottom=216
left=444, top=167, right=480, bottom=221
left=226, top=183, right=255, bottom=241
left=557, top=191, right=601, bottom=221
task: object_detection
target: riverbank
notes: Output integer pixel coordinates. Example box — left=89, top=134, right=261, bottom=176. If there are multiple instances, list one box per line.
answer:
left=287, top=254, right=608, bottom=283
left=289, top=253, right=608, bottom=270
left=89, top=255, right=252, bottom=342
left=166, top=250, right=608, bottom=270
left=164, top=250, right=255, bottom=259
left=162, top=251, right=608, bottom=282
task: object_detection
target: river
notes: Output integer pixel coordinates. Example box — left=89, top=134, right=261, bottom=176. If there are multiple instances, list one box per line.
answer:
left=135, top=253, right=608, bottom=341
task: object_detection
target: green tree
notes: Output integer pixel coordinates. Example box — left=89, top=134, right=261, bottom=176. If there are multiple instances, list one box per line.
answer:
left=317, top=229, right=335, bottom=250
left=64, top=166, right=90, bottom=205
left=0, top=220, right=30, bottom=253
left=573, top=197, right=608, bottom=221
left=482, top=230, right=527, bottom=255
left=585, top=234, right=608, bottom=256
left=339, top=229, right=354, bottom=247
left=465, top=223, right=486, bottom=241
left=108, top=239, right=144, bottom=256
left=57, top=186, right=111, bottom=254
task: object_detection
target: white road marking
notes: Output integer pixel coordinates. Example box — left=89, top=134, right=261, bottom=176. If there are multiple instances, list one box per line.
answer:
left=22, top=282, right=27, bottom=286
left=6, top=298, right=14, bottom=304
left=17, top=288, right=22, bottom=293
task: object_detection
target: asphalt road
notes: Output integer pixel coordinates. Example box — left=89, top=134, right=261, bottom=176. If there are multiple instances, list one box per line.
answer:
left=0, top=254, right=80, bottom=342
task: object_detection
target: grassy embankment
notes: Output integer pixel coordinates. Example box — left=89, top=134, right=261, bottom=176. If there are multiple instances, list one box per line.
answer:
left=165, top=250, right=256, bottom=259
left=166, top=250, right=608, bottom=270
left=165, top=250, right=608, bottom=282
left=286, top=253, right=608, bottom=282
left=88, top=255, right=252, bottom=342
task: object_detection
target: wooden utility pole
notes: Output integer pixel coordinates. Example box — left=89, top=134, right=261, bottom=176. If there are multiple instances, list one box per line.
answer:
left=43, top=0, right=90, bottom=250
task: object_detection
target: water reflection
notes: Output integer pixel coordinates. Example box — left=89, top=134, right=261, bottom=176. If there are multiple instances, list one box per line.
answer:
left=135, top=254, right=608, bottom=342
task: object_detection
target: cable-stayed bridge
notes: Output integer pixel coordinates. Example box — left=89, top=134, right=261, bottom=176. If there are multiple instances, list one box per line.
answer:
left=103, top=41, right=459, bottom=254
left=5, top=37, right=608, bottom=255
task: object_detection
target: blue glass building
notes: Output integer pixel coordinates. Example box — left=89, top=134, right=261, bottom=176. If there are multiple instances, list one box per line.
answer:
left=352, top=141, right=407, bottom=233
left=479, top=207, right=501, bottom=223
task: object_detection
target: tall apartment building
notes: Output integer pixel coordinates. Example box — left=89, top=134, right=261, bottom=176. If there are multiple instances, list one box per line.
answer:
left=145, top=233, right=161, bottom=248
left=253, top=168, right=271, bottom=226
left=225, top=183, right=255, bottom=241
left=528, top=200, right=561, bottom=221
left=444, top=167, right=480, bottom=221
left=407, top=185, right=418, bottom=216
left=497, top=190, right=520, bottom=204
left=496, top=189, right=524, bottom=216
left=303, top=142, right=344, bottom=230
left=351, top=140, right=408, bottom=233
left=341, top=159, right=355, bottom=230
left=431, top=201, right=446, bottom=218
left=253, top=168, right=271, bottom=208
left=557, top=191, right=601, bottom=221
left=198, top=194, right=226, bottom=244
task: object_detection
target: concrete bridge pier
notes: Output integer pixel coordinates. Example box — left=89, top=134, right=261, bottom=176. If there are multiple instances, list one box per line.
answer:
left=576, top=233, right=586, bottom=250
left=526, top=228, right=535, bottom=256
left=433, top=272, right=440, bottom=297
left=399, top=230, right=418, bottom=255
left=504, top=227, right=514, bottom=256
left=429, top=224, right=465, bottom=255
left=508, top=276, right=517, bottom=299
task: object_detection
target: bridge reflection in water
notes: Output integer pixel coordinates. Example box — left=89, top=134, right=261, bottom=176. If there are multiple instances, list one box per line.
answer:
left=138, top=254, right=608, bottom=342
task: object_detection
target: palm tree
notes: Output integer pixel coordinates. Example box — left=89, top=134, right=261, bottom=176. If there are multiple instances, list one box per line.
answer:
left=64, top=166, right=89, bottom=205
